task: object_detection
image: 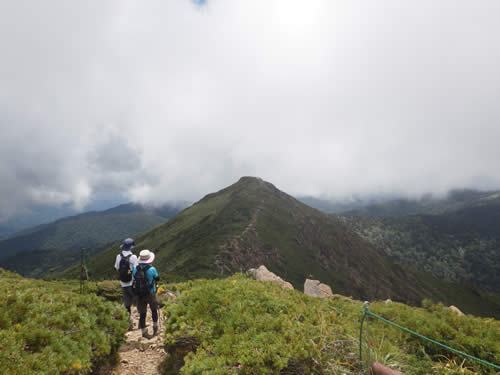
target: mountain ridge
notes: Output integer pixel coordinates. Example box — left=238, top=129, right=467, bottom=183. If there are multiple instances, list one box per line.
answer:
left=63, top=176, right=500, bottom=317
left=0, top=202, right=188, bottom=276
left=341, top=189, right=500, bottom=217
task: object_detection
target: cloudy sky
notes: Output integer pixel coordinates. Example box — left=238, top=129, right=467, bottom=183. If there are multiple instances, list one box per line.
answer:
left=1, top=0, right=500, bottom=220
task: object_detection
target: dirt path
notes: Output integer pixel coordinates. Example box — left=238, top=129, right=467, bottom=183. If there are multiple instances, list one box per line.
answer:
left=215, top=202, right=264, bottom=273
left=239, top=202, right=263, bottom=238
left=110, top=306, right=167, bottom=375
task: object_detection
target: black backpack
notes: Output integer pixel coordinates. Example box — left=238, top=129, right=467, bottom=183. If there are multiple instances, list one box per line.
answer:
left=133, top=265, right=151, bottom=296
left=118, top=253, right=132, bottom=282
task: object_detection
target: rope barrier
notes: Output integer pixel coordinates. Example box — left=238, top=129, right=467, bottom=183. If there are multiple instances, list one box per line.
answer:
left=359, top=302, right=500, bottom=374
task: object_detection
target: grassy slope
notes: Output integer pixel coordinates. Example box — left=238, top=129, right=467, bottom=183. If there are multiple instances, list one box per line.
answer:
left=162, top=275, right=500, bottom=375
left=64, top=177, right=500, bottom=318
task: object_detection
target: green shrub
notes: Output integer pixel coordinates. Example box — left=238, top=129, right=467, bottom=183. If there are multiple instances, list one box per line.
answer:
left=368, top=300, right=500, bottom=374
left=163, top=275, right=500, bottom=375
left=87, top=280, right=123, bottom=302
left=0, top=270, right=128, bottom=374
left=163, top=275, right=362, bottom=374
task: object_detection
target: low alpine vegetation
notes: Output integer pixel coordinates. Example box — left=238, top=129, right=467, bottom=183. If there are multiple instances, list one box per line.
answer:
left=0, top=269, right=128, bottom=375
left=162, top=274, right=500, bottom=374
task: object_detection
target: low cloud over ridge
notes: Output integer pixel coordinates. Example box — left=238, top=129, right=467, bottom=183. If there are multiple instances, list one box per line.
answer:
left=1, top=0, right=500, bottom=219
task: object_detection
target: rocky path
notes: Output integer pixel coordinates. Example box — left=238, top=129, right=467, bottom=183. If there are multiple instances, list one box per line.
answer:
left=109, top=306, right=167, bottom=375
left=215, top=202, right=265, bottom=274
left=239, top=202, right=263, bottom=238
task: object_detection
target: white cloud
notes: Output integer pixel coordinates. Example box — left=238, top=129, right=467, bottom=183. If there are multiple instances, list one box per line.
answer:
left=1, top=0, right=500, bottom=219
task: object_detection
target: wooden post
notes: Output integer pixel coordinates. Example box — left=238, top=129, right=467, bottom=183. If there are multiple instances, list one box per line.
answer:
left=80, top=247, right=83, bottom=294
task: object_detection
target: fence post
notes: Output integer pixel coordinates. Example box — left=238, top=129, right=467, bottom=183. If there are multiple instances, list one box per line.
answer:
left=365, top=301, right=371, bottom=365
left=80, top=247, right=88, bottom=294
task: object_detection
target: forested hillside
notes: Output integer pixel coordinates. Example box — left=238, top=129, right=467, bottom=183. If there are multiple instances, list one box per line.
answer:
left=339, top=205, right=500, bottom=292
left=0, top=203, right=184, bottom=259
left=0, top=202, right=186, bottom=278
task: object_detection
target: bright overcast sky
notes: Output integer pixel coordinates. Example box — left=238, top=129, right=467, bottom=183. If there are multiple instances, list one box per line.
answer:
left=1, top=0, right=500, bottom=218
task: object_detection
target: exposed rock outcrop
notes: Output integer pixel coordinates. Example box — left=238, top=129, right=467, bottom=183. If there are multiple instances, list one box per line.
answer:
left=304, top=279, right=333, bottom=298
left=247, top=265, right=293, bottom=289
left=449, top=305, right=464, bottom=316
left=156, top=287, right=177, bottom=308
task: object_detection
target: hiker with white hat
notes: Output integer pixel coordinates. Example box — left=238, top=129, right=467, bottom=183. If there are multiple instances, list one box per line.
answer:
left=114, top=238, right=138, bottom=330
left=132, top=249, right=160, bottom=338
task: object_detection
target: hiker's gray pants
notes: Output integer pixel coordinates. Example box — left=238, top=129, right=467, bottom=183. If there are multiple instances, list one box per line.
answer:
left=122, top=286, right=135, bottom=313
left=137, top=293, right=158, bottom=328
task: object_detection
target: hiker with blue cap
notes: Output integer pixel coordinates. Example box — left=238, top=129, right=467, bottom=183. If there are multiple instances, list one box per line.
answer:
left=114, top=238, right=138, bottom=330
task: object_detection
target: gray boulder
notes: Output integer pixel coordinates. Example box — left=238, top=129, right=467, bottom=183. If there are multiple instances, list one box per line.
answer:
left=304, top=279, right=333, bottom=298
left=248, top=265, right=294, bottom=289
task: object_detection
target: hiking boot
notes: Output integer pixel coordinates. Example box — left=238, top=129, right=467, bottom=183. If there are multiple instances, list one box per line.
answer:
left=141, top=329, right=152, bottom=339
left=128, top=318, right=134, bottom=331
left=153, top=325, right=159, bottom=336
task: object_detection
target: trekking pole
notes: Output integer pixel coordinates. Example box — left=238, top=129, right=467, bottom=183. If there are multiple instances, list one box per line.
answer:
left=153, top=280, right=160, bottom=333
left=157, top=304, right=161, bottom=332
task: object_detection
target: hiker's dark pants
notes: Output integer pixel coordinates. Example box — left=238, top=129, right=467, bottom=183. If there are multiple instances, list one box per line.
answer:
left=137, top=293, right=158, bottom=329
left=122, top=286, right=135, bottom=314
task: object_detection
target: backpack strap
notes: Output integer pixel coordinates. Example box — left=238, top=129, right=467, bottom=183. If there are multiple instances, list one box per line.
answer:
left=139, top=264, right=151, bottom=272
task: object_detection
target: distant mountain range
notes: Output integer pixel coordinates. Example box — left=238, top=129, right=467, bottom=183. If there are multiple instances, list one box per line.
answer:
left=62, top=177, right=500, bottom=317
left=340, top=189, right=500, bottom=217
left=338, top=190, right=500, bottom=293
left=0, top=202, right=188, bottom=277
left=296, top=196, right=376, bottom=214
left=0, top=194, right=130, bottom=238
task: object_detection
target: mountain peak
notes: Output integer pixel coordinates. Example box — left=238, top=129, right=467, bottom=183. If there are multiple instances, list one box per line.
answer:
left=232, top=176, right=281, bottom=195
left=198, top=177, right=283, bottom=204
left=235, top=176, right=270, bottom=189
left=238, top=176, right=263, bottom=183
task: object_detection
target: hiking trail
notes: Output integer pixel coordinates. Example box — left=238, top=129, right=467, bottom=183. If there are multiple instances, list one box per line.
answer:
left=105, top=306, right=168, bottom=375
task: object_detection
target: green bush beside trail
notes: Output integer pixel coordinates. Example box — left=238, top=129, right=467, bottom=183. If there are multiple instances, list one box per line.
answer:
left=87, top=279, right=123, bottom=302
left=0, top=269, right=128, bottom=374
left=163, top=274, right=500, bottom=374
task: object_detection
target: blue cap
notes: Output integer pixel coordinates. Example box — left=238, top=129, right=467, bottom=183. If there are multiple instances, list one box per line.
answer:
left=120, top=238, right=135, bottom=250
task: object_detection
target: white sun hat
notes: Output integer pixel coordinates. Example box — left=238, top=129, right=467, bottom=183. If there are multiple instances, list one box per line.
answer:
left=138, top=249, right=155, bottom=264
